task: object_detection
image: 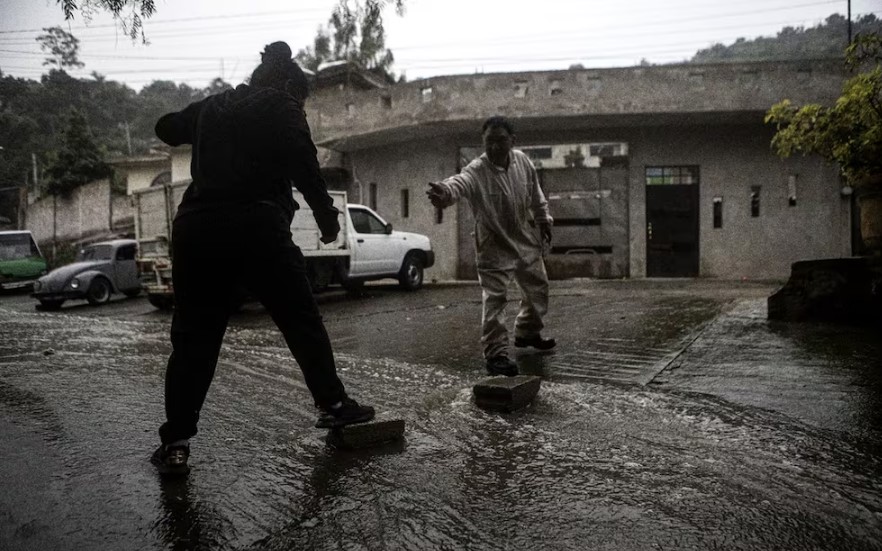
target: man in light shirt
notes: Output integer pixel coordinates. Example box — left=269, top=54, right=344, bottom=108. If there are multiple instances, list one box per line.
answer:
left=428, top=116, right=556, bottom=376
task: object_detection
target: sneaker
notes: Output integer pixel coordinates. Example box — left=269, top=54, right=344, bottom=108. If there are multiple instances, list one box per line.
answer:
left=151, top=443, right=190, bottom=476
left=485, top=355, right=518, bottom=377
left=514, top=335, right=557, bottom=350
left=315, top=398, right=375, bottom=429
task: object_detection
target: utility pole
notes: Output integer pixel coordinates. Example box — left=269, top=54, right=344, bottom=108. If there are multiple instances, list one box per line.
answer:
left=124, top=121, right=132, bottom=155
left=848, top=0, right=853, bottom=46
left=31, top=152, right=38, bottom=192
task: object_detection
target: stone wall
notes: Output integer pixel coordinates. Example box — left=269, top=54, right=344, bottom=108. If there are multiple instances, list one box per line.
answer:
left=26, top=179, right=133, bottom=248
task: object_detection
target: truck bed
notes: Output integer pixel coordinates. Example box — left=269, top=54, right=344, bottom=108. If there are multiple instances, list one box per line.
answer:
left=132, top=183, right=349, bottom=257
left=291, top=190, right=349, bottom=256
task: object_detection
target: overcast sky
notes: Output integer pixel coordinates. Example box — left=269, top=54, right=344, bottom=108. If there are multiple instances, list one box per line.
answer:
left=0, top=0, right=878, bottom=90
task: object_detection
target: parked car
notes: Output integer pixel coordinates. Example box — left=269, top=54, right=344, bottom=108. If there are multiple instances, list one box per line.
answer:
left=32, top=239, right=141, bottom=310
left=0, top=230, right=48, bottom=291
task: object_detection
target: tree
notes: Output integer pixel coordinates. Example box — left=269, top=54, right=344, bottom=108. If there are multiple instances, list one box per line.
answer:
left=44, top=109, right=112, bottom=197
left=692, top=14, right=882, bottom=63
left=766, top=32, right=882, bottom=253
left=58, top=0, right=155, bottom=42
left=37, top=27, right=84, bottom=70
left=766, top=32, right=882, bottom=184
left=296, top=0, right=403, bottom=79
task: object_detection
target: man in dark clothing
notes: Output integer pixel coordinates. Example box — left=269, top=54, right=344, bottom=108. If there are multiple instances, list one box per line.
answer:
left=151, top=42, right=374, bottom=476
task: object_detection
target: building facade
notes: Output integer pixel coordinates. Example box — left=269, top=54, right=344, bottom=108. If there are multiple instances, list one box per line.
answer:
left=308, top=59, right=852, bottom=281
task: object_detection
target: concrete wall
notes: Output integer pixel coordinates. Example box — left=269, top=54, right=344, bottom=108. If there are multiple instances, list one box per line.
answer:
left=350, top=137, right=462, bottom=280
left=171, top=147, right=191, bottom=183
left=27, top=179, right=134, bottom=246
left=310, top=60, right=846, bottom=145
left=348, top=122, right=850, bottom=281
left=625, top=124, right=848, bottom=279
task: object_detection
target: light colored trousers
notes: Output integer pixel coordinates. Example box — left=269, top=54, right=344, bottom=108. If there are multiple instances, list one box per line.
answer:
left=477, top=256, right=549, bottom=359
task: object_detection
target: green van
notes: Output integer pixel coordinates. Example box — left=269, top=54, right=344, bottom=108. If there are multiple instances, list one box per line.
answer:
left=0, top=231, right=48, bottom=291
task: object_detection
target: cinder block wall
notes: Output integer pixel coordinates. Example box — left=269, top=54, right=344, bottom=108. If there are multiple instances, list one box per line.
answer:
left=26, top=179, right=135, bottom=246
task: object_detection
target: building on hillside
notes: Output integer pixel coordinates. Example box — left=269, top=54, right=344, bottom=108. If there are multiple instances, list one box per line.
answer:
left=307, top=59, right=855, bottom=281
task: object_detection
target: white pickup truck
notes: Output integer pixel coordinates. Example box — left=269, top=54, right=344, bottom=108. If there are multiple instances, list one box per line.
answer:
left=133, top=182, right=434, bottom=309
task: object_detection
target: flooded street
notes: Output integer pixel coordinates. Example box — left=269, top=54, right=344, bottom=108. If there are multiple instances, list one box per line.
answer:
left=1, top=280, right=881, bottom=550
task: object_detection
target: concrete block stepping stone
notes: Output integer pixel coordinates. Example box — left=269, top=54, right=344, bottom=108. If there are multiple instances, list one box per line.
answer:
left=327, top=415, right=405, bottom=449
left=473, top=375, right=541, bottom=412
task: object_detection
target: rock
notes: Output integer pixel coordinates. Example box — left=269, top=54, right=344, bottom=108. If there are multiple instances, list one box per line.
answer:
left=327, top=416, right=405, bottom=449
left=473, top=375, right=541, bottom=412
left=768, top=257, right=882, bottom=325
left=43, top=348, right=55, bottom=356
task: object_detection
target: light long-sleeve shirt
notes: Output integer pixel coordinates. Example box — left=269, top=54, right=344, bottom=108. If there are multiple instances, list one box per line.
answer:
left=435, top=149, right=552, bottom=270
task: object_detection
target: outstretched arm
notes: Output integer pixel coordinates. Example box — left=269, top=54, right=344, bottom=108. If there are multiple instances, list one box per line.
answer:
left=154, top=100, right=203, bottom=146
left=280, top=102, right=340, bottom=243
left=426, top=167, right=479, bottom=209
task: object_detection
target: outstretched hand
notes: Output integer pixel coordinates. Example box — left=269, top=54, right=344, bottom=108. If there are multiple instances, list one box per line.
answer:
left=426, top=182, right=447, bottom=208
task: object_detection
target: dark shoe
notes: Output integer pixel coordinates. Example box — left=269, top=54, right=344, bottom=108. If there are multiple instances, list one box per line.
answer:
left=514, top=335, right=557, bottom=350
left=316, top=398, right=375, bottom=429
left=151, top=443, right=190, bottom=477
left=485, top=355, right=518, bottom=377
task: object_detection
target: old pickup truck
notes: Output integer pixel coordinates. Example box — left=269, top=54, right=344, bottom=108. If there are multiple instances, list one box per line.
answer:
left=133, top=182, right=434, bottom=310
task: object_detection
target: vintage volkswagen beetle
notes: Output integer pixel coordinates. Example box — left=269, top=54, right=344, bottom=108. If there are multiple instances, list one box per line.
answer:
left=32, top=239, right=141, bottom=310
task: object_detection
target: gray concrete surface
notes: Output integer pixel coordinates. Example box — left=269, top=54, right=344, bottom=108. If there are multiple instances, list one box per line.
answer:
left=1, top=279, right=880, bottom=550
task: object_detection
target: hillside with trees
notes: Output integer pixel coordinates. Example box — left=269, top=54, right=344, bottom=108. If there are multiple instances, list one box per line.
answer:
left=691, top=14, right=881, bottom=63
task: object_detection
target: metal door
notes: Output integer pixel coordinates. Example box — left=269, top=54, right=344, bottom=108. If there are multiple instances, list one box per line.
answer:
left=541, top=157, right=630, bottom=278
left=646, top=184, right=699, bottom=277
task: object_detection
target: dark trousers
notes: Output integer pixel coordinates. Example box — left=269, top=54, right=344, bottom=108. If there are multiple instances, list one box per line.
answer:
left=158, top=202, right=347, bottom=444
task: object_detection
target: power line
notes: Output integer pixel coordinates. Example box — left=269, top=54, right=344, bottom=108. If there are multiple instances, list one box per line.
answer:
left=0, top=6, right=334, bottom=34
left=3, top=8, right=871, bottom=64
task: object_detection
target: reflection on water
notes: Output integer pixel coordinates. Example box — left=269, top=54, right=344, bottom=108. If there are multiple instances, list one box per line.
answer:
left=2, top=293, right=881, bottom=550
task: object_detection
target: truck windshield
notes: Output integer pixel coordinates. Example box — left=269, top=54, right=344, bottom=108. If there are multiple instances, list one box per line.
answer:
left=0, top=233, right=40, bottom=261
left=77, top=245, right=114, bottom=261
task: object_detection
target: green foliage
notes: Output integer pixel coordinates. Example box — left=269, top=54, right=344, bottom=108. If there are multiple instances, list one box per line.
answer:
left=58, top=0, right=156, bottom=42
left=693, top=14, right=881, bottom=63
left=37, top=27, right=84, bottom=70
left=44, top=109, right=112, bottom=197
left=0, top=71, right=38, bottom=189
left=765, top=33, right=882, bottom=184
left=295, top=0, right=400, bottom=79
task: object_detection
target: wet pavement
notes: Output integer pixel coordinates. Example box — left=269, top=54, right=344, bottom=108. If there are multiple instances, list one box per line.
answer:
left=1, top=279, right=881, bottom=550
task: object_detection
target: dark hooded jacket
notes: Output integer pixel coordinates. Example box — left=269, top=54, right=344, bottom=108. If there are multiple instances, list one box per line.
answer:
left=154, top=84, right=338, bottom=233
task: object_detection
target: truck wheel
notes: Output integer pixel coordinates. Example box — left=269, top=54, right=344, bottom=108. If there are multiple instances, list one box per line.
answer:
left=86, top=278, right=112, bottom=305
left=148, top=295, right=174, bottom=311
left=342, top=278, right=364, bottom=295
left=398, top=255, right=424, bottom=291
left=36, top=299, right=64, bottom=311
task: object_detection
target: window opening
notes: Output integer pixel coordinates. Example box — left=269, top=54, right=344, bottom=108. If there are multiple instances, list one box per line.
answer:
left=645, top=166, right=699, bottom=185
left=369, top=183, right=378, bottom=210
left=713, top=197, right=723, bottom=228
left=401, top=189, right=410, bottom=218
left=750, top=186, right=761, bottom=217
